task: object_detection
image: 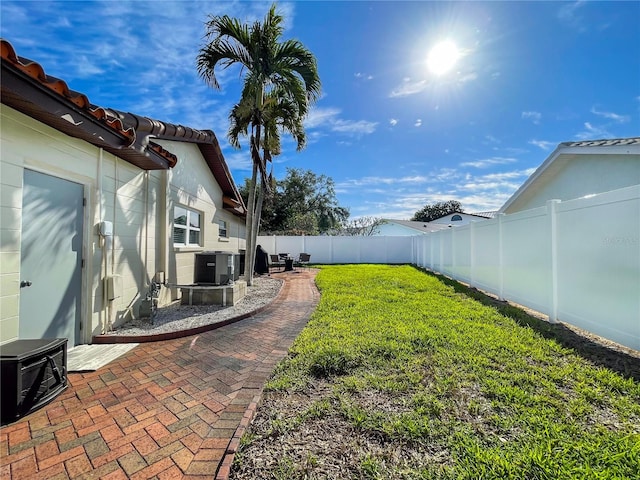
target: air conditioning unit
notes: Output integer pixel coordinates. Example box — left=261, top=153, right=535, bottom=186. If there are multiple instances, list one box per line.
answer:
left=194, top=251, right=238, bottom=285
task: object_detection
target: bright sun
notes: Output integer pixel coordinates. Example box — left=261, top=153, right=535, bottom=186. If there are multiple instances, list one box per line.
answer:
left=427, top=40, right=460, bottom=75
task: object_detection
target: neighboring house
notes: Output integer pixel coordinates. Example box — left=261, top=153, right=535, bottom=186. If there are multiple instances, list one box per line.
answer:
left=500, top=138, right=640, bottom=214
left=0, top=40, right=246, bottom=347
left=376, top=219, right=450, bottom=236
left=376, top=213, right=492, bottom=236
left=429, top=212, right=493, bottom=226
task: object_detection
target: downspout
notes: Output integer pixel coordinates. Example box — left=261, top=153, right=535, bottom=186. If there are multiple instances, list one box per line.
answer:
left=98, top=148, right=107, bottom=334
left=107, top=157, right=118, bottom=330
left=144, top=171, right=149, bottom=292
left=162, top=170, right=169, bottom=280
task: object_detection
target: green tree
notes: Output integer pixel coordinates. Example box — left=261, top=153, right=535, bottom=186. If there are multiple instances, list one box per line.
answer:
left=239, top=168, right=349, bottom=235
left=411, top=200, right=464, bottom=222
left=339, top=216, right=386, bottom=236
left=197, top=4, right=320, bottom=285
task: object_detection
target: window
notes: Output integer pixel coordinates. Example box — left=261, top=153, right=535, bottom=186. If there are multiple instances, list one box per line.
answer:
left=451, top=214, right=463, bottom=221
left=218, top=219, right=228, bottom=238
left=173, top=206, right=201, bottom=247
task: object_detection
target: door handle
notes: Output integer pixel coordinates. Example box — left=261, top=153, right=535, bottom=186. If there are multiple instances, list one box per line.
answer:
left=20, top=281, right=32, bottom=288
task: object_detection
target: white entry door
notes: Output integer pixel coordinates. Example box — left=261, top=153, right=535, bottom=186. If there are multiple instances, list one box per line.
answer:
left=19, top=169, right=84, bottom=347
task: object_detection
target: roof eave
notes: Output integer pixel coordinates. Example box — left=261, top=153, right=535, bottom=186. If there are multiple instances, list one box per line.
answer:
left=1, top=63, right=132, bottom=150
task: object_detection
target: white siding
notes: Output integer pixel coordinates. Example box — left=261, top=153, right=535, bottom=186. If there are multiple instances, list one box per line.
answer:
left=157, top=140, right=246, bottom=290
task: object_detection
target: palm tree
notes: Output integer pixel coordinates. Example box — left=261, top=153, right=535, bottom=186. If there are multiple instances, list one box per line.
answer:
left=197, top=3, right=320, bottom=285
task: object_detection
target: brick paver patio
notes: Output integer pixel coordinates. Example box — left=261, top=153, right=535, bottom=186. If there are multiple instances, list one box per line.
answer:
left=0, top=270, right=319, bottom=479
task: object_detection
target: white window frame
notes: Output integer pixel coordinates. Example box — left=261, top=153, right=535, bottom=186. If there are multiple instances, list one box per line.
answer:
left=173, top=206, right=202, bottom=247
left=218, top=219, right=228, bottom=238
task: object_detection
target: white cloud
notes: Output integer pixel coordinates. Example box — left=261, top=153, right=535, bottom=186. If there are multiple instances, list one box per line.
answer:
left=522, top=111, right=542, bottom=124
left=332, top=119, right=378, bottom=135
left=457, top=72, right=478, bottom=84
left=389, top=118, right=398, bottom=126
left=389, top=78, right=428, bottom=98
left=414, top=119, right=423, bottom=127
left=305, top=107, right=341, bottom=128
left=590, top=107, right=630, bottom=123
left=74, top=55, right=105, bottom=77
left=338, top=175, right=430, bottom=188
left=528, top=139, right=557, bottom=151
left=223, top=151, right=253, bottom=171
left=305, top=107, right=377, bottom=136
left=558, top=1, right=588, bottom=32
left=575, top=122, right=612, bottom=140
left=460, top=157, right=517, bottom=168
left=354, top=72, right=374, bottom=80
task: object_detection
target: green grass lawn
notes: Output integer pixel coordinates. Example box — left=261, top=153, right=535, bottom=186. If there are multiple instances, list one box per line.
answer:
left=234, top=265, right=640, bottom=479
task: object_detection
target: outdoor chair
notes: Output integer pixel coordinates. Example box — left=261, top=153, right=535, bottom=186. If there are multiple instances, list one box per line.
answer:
left=295, top=253, right=311, bottom=270
left=269, top=254, right=284, bottom=272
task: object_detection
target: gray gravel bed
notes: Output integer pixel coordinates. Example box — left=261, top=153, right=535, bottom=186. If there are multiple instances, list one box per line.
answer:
left=106, top=276, right=282, bottom=336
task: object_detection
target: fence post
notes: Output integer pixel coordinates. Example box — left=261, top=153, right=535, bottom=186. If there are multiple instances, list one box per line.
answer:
left=470, top=221, right=476, bottom=285
left=330, top=236, right=334, bottom=264
left=439, top=232, right=444, bottom=274
left=451, top=227, right=456, bottom=277
left=497, top=213, right=505, bottom=300
left=547, top=199, right=560, bottom=323
left=430, top=234, right=434, bottom=270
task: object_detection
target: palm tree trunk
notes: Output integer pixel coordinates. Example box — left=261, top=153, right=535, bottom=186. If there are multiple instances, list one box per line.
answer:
left=243, top=161, right=258, bottom=286
left=252, top=176, right=265, bottom=271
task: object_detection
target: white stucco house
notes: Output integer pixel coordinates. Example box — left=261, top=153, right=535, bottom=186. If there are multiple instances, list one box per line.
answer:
left=500, top=138, right=640, bottom=214
left=0, top=40, right=247, bottom=347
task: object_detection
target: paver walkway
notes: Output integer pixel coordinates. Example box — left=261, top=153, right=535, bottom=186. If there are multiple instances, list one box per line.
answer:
left=0, top=270, right=319, bottom=480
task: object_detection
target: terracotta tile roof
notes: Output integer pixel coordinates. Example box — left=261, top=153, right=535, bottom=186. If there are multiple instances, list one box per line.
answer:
left=1, top=39, right=245, bottom=216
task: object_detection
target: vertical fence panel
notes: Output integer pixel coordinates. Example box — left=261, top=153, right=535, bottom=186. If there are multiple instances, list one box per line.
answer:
left=452, top=224, right=472, bottom=282
left=258, top=236, right=277, bottom=256
left=473, top=218, right=501, bottom=297
left=441, top=229, right=453, bottom=275
left=386, top=237, right=414, bottom=263
left=556, top=186, right=640, bottom=350
left=303, top=236, right=333, bottom=264
left=501, top=206, right=550, bottom=314
left=359, top=236, right=388, bottom=263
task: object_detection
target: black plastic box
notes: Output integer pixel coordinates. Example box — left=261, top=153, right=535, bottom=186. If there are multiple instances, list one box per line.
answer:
left=1, top=338, right=67, bottom=424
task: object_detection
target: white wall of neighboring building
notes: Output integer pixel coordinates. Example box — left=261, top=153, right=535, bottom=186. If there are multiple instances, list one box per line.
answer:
left=502, top=153, right=640, bottom=214
left=376, top=222, right=426, bottom=236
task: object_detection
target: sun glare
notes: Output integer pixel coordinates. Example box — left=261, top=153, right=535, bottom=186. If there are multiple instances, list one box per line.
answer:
left=427, top=40, right=460, bottom=75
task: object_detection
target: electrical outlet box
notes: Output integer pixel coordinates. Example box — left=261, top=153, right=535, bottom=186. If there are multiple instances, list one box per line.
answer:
left=106, top=275, right=121, bottom=300
left=99, top=221, right=113, bottom=236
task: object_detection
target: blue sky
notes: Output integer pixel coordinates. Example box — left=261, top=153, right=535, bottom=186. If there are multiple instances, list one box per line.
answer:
left=2, top=1, right=639, bottom=219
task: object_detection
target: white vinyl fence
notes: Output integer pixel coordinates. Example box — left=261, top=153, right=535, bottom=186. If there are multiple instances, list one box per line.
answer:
left=258, top=185, right=640, bottom=351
